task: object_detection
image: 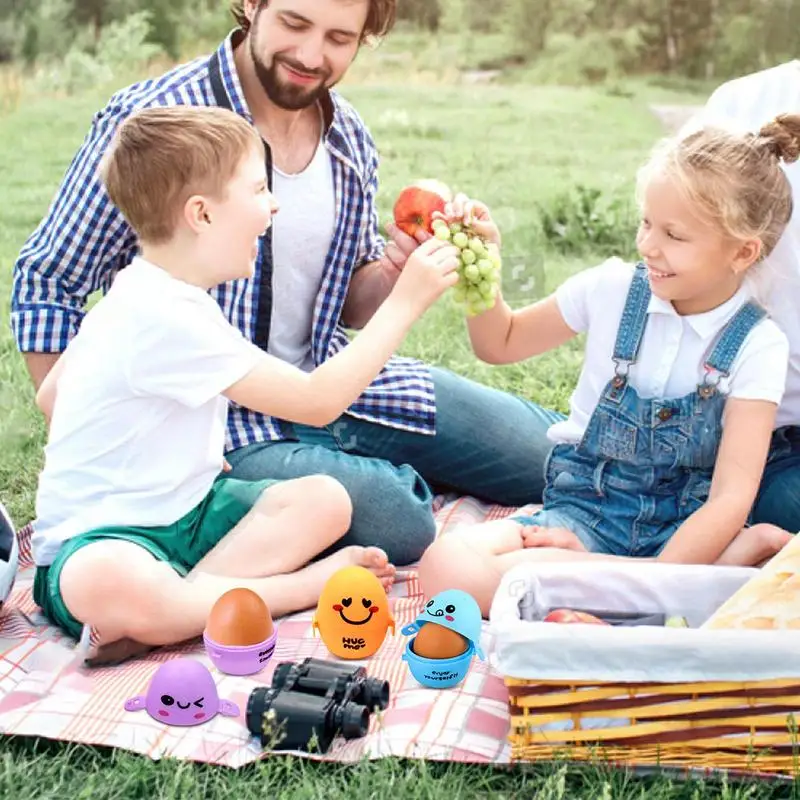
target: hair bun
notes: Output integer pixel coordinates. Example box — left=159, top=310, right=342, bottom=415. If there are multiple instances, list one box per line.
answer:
left=758, top=114, right=800, bottom=164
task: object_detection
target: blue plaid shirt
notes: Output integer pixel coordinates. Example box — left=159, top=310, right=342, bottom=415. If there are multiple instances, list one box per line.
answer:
left=11, top=32, right=437, bottom=450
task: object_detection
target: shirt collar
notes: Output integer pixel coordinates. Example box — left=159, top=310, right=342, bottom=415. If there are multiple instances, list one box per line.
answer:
left=646, top=282, right=752, bottom=341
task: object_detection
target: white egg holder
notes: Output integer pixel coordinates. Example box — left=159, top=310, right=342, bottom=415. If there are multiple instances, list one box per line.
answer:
left=488, top=560, right=800, bottom=684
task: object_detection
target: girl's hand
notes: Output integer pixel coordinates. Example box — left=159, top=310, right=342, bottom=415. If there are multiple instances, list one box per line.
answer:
left=434, top=193, right=502, bottom=248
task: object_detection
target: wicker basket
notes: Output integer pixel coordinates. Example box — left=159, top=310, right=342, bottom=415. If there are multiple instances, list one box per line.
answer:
left=506, top=676, right=800, bottom=774
left=490, top=562, right=800, bottom=776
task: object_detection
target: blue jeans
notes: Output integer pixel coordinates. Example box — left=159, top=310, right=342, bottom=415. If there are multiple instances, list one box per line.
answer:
left=751, top=425, right=800, bottom=532
left=226, top=366, right=564, bottom=565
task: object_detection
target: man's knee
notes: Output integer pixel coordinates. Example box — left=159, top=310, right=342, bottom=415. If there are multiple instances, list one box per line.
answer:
left=347, top=466, right=436, bottom=565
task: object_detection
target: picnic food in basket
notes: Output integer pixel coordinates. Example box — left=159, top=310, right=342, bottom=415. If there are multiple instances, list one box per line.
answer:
left=393, top=180, right=501, bottom=316
left=702, top=535, right=800, bottom=630
left=203, top=588, right=277, bottom=676
left=311, top=565, right=395, bottom=659
left=543, top=608, right=609, bottom=625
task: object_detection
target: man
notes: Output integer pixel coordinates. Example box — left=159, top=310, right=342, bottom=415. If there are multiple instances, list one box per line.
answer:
left=12, top=0, right=561, bottom=574
left=685, top=60, right=800, bottom=533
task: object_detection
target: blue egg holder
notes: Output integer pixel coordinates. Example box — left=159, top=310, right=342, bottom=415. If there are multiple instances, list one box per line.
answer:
left=400, top=589, right=486, bottom=690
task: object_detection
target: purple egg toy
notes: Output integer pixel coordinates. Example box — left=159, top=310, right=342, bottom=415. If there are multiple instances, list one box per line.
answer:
left=124, top=658, right=240, bottom=727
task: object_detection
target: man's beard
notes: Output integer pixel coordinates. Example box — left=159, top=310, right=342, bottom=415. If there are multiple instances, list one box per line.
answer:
left=249, top=33, right=332, bottom=110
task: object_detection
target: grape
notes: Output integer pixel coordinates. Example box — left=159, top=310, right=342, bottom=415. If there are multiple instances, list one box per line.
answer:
left=444, top=224, right=501, bottom=316
left=452, top=231, right=469, bottom=249
left=434, top=225, right=452, bottom=242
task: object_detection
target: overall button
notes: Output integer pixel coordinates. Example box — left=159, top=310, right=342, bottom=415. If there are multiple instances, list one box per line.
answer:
left=657, top=407, right=674, bottom=422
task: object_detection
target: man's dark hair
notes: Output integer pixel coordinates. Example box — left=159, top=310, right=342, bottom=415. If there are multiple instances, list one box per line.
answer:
left=230, top=0, right=397, bottom=43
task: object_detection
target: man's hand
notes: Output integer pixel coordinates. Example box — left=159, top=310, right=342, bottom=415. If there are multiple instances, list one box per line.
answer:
left=377, top=221, right=430, bottom=282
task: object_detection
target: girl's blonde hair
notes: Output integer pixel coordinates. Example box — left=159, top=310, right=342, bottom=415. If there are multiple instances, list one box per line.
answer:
left=637, top=113, right=800, bottom=261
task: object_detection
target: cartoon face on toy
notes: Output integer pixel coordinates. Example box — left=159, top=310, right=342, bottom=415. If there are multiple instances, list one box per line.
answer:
left=124, top=658, right=240, bottom=727
left=424, top=589, right=480, bottom=628
left=312, top=565, right=395, bottom=659
left=402, top=589, right=485, bottom=660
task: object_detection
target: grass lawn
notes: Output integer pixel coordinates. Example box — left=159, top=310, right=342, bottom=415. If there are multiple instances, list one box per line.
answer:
left=1, top=32, right=793, bottom=799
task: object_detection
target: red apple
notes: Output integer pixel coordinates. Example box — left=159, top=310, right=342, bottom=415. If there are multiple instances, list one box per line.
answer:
left=543, top=609, right=610, bottom=625
left=393, top=179, right=453, bottom=238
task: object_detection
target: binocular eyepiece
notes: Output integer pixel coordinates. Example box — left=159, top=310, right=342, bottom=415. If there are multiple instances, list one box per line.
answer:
left=246, top=657, right=390, bottom=753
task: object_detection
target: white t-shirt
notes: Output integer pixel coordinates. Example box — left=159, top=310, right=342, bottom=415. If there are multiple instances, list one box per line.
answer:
left=548, top=259, right=789, bottom=445
left=33, top=258, right=266, bottom=566
left=268, top=129, right=336, bottom=372
left=682, top=60, right=800, bottom=428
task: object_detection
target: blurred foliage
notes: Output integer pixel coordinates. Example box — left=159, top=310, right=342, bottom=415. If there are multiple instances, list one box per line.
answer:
left=0, top=0, right=798, bottom=90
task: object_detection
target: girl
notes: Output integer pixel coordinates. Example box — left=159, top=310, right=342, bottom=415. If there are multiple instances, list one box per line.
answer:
left=419, top=114, right=800, bottom=616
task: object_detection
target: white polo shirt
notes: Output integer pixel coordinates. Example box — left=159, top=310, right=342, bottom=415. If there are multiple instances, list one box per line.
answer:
left=548, top=259, right=789, bottom=445
left=682, top=60, right=800, bottom=428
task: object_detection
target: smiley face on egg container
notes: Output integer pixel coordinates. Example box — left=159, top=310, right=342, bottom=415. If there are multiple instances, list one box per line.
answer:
left=312, top=566, right=395, bottom=659
left=124, top=658, right=240, bottom=727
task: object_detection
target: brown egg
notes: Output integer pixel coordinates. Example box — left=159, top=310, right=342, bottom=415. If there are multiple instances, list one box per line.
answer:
left=206, top=588, right=273, bottom=646
left=412, top=622, right=468, bottom=659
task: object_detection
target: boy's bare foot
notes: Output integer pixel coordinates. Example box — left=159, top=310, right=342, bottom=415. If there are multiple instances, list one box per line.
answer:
left=318, top=545, right=397, bottom=591
left=85, top=636, right=157, bottom=667
left=715, top=523, right=793, bottom=568
left=521, top=525, right=588, bottom=552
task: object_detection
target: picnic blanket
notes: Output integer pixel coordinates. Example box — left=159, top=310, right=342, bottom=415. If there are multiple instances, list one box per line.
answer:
left=0, top=494, right=528, bottom=768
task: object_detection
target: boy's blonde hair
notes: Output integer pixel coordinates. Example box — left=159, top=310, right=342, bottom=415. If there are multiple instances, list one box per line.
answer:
left=100, top=106, right=264, bottom=244
left=637, top=113, right=800, bottom=260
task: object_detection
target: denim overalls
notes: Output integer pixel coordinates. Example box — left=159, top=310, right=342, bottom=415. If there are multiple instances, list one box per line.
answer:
left=514, top=264, right=768, bottom=557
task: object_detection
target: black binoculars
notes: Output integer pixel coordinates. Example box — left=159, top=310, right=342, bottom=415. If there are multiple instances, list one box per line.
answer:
left=246, top=657, right=391, bottom=753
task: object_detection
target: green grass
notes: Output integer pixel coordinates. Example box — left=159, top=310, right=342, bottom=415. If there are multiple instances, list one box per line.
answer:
left=1, top=40, right=787, bottom=800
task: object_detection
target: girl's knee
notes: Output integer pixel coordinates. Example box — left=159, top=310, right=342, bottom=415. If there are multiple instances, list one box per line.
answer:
left=418, top=534, right=502, bottom=618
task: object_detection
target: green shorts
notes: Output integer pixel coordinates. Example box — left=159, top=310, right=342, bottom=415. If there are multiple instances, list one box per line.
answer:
left=33, top=476, right=279, bottom=640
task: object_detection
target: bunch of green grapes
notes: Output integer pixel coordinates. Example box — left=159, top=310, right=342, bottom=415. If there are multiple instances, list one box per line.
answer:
left=431, top=218, right=501, bottom=316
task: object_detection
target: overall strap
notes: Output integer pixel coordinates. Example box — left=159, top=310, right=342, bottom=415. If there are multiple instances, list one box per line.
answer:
left=611, top=263, right=652, bottom=382
left=699, top=301, right=767, bottom=397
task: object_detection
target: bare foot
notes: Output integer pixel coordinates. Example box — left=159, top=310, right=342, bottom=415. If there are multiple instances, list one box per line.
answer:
left=521, top=525, right=588, bottom=552
left=715, top=523, right=793, bottom=567
left=316, top=545, right=397, bottom=591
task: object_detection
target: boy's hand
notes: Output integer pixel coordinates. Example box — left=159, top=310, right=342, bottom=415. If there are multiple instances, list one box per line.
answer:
left=391, top=238, right=460, bottom=315
left=435, top=193, right=502, bottom=248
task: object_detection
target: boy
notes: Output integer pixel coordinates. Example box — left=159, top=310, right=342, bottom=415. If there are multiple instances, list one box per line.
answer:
left=32, top=105, right=460, bottom=656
